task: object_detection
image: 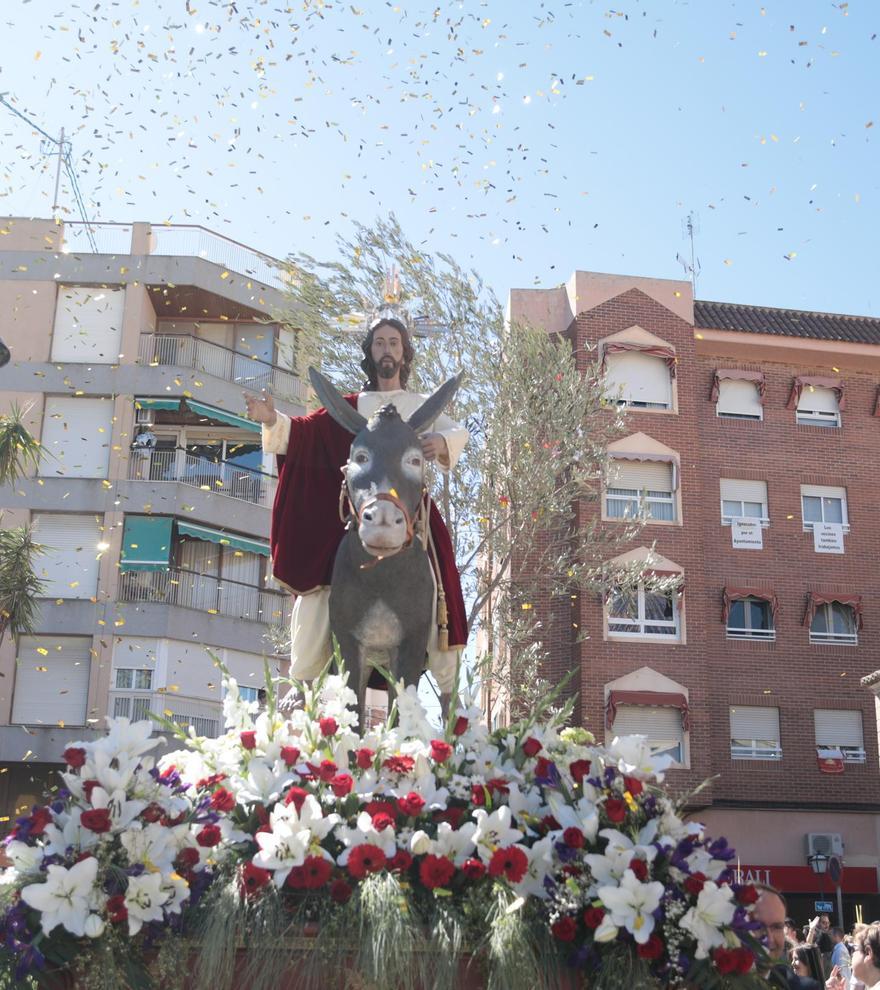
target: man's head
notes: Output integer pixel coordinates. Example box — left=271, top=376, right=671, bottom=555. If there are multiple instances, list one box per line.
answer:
left=784, top=918, right=798, bottom=944
left=831, top=926, right=845, bottom=944
left=361, top=318, right=414, bottom=391
left=753, top=887, right=788, bottom=964
left=819, top=914, right=831, bottom=931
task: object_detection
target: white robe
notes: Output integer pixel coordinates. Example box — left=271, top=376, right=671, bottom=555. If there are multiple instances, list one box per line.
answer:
left=262, top=389, right=469, bottom=693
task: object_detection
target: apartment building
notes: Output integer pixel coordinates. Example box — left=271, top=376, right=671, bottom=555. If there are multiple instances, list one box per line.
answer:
left=509, top=270, right=880, bottom=924
left=0, top=217, right=305, bottom=822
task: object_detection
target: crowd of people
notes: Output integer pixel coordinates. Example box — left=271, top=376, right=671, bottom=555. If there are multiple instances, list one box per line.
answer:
left=754, top=887, right=880, bottom=989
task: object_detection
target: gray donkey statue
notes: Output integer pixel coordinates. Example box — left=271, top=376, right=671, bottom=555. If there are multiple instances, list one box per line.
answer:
left=308, top=366, right=464, bottom=719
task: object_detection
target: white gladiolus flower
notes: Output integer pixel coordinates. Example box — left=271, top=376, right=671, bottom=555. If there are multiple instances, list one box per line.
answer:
left=597, top=869, right=666, bottom=944
left=679, top=881, right=737, bottom=958
left=20, top=858, right=99, bottom=937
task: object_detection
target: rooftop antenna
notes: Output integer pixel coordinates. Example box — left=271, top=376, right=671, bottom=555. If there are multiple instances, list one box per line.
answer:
left=0, top=92, right=97, bottom=251
left=676, top=211, right=701, bottom=296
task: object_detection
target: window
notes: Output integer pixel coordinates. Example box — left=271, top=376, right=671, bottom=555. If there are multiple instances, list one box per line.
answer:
left=796, top=386, right=841, bottom=428
left=716, top=379, right=763, bottom=420
left=604, top=351, right=673, bottom=409
left=814, top=709, right=865, bottom=763
left=720, top=479, right=769, bottom=526
left=606, top=459, right=676, bottom=522
left=52, top=286, right=125, bottom=363
left=608, top=584, right=679, bottom=639
left=727, top=598, right=775, bottom=641
left=809, top=602, right=858, bottom=645
left=801, top=485, right=848, bottom=532
left=40, top=397, right=113, bottom=478
left=115, top=668, right=153, bottom=691
left=32, top=513, right=103, bottom=600
left=11, top=637, right=91, bottom=727
left=609, top=705, right=684, bottom=764
left=730, top=706, right=782, bottom=761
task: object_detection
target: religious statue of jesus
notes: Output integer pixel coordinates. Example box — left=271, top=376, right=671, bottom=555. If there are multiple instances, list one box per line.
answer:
left=244, top=308, right=469, bottom=703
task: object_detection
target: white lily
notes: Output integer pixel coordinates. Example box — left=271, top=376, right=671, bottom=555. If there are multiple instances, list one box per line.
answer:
left=336, top=810, right=398, bottom=864
left=99, top=717, right=160, bottom=762
left=20, top=857, right=99, bottom=937
left=546, top=791, right=600, bottom=844
left=512, top=835, right=555, bottom=900
left=472, top=806, right=524, bottom=862
left=607, top=734, right=673, bottom=782
left=254, top=795, right=337, bottom=886
left=679, top=881, right=737, bottom=958
left=125, top=872, right=170, bottom=935
left=120, top=822, right=178, bottom=873
left=89, top=786, right=147, bottom=832
left=433, top=821, right=478, bottom=865
left=597, top=869, right=665, bottom=944
left=3, top=840, right=44, bottom=874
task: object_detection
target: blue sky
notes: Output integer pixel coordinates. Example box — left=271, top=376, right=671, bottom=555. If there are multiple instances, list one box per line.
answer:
left=1, top=0, right=877, bottom=315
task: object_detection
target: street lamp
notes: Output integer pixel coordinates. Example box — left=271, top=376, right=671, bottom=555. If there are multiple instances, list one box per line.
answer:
left=808, top=852, right=830, bottom=916
left=0, top=338, right=9, bottom=368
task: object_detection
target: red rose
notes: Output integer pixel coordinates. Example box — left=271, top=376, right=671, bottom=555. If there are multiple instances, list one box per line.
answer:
left=623, top=776, right=643, bottom=796
left=239, top=862, right=272, bottom=898
left=383, top=754, right=415, bottom=774
left=452, top=716, right=468, bottom=737
left=284, top=786, right=308, bottom=812
left=542, top=815, right=561, bottom=832
left=355, top=748, right=375, bottom=769
left=330, top=879, right=352, bottom=903
left=106, top=894, right=128, bottom=924
left=637, top=933, right=665, bottom=960
left=569, top=759, right=591, bottom=784
left=534, top=757, right=553, bottom=780
left=470, top=784, right=487, bottom=807
left=240, top=730, right=257, bottom=750
left=330, top=773, right=354, bottom=797
left=736, top=883, right=759, bottom=906
left=551, top=917, right=578, bottom=942
left=397, top=792, right=426, bottom=817
left=63, top=747, right=87, bottom=769
left=82, top=779, right=100, bottom=802
left=733, top=947, right=754, bottom=974
left=28, top=807, right=52, bottom=836
left=372, top=812, right=395, bottom=832
left=583, top=906, right=605, bottom=929
left=604, top=798, right=627, bottom=823
left=196, top=773, right=226, bottom=790
left=429, top=739, right=453, bottom=763
left=712, top=947, right=738, bottom=976
left=365, top=800, right=397, bottom=820
left=176, top=847, right=200, bottom=869
left=461, top=858, right=486, bottom=880
left=387, top=849, right=413, bottom=873
left=684, top=872, right=706, bottom=897
left=563, top=827, right=585, bottom=850
left=486, top=778, right=509, bottom=796
left=419, top=854, right=455, bottom=890
left=141, top=803, right=164, bottom=824
left=487, top=846, right=528, bottom=884
left=196, top=824, right=222, bottom=848
left=629, top=858, right=649, bottom=882
left=280, top=745, right=300, bottom=767
left=319, top=716, right=338, bottom=737
left=80, top=808, right=112, bottom=834
left=433, top=806, right=465, bottom=828
left=346, top=844, right=386, bottom=880
left=210, top=788, right=236, bottom=812
left=522, top=737, right=542, bottom=758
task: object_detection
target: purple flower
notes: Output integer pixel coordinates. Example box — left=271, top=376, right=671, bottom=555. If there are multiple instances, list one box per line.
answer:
left=707, top=836, right=736, bottom=862
left=603, top=766, right=617, bottom=786
left=554, top=841, right=577, bottom=863
left=534, top=759, right=561, bottom=787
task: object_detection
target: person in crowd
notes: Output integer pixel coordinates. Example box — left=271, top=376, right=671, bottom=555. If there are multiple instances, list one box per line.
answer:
left=829, top=926, right=852, bottom=984
left=753, top=887, right=821, bottom=989
left=786, top=918, right=801, bottom=946
left=825, top=922, right=880, bottom=990
left=790, top=944, right=825, bottom=985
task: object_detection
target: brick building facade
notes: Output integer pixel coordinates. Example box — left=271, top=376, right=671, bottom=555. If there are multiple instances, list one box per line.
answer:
left=508, top=270, right=880, bottom=926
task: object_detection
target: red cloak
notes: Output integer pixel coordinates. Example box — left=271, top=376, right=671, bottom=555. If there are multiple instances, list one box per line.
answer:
left=270, top=394, right=468, bottom=650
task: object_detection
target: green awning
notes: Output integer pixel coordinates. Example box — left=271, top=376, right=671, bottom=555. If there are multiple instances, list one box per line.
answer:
left=134, top=397, right=182, bottom=412
left=185, top=400, right=259, bottom=433
left=176, top=520, right=269, bottom=557
left=120, top=516, right=173, bottom=572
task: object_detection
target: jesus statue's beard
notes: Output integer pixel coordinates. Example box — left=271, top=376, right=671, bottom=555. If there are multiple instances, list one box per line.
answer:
left=376, top=356, right=401, bottom=380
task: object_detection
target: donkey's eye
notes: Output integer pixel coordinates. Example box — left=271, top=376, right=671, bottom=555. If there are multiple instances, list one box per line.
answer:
left=354, top=451, right=369, bottom=465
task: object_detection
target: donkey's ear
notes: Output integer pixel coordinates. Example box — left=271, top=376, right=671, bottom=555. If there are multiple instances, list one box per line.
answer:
left=407, top=370, right=464, bottom=434
left=308, top=367, right=367, bottom=435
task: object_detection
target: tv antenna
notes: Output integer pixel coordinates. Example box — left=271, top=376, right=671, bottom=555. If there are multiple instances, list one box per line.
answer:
left=676, top=211, right=701, bottom=296
left=0, top=92, right=97, bottom=251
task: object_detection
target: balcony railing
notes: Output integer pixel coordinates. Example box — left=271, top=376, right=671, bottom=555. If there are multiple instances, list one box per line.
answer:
left=129, top=448, right=276, bottom=508
left=138, top=333, right=307, bottom=404
left=110, top=691, right=222, bottom=739
left=118, top=567, right=292, bottom=627
left=62, top=221, right=289, bottom=291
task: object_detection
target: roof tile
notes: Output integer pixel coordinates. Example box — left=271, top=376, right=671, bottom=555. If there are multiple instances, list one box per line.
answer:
left=694, top=300, right=880, bottom=345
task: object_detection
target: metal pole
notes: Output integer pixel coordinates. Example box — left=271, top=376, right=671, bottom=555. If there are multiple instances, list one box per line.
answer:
left=837, top=883, right=844, bottom=929
left=52, top=127, right=65, bottom=214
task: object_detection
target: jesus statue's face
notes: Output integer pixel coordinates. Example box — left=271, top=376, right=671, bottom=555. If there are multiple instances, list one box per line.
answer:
left=371, top=325, right=404, bottom=382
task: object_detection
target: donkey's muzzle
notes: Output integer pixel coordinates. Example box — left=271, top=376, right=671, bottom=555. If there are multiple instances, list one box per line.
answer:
left=357, top=493, right=414, bottom=557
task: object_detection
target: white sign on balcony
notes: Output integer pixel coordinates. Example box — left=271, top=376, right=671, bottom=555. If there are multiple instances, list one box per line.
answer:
left=731, top=517, right=763, bottom=550
left=814, top=522, right=845, bottom=554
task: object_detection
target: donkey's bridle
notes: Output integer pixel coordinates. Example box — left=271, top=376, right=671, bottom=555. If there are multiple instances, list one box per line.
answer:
left=339, top=479, right=424, bottom=555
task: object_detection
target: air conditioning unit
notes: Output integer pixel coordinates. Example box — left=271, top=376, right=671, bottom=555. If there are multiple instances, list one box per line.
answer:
left=135, top=408, right=155, bottom=426
left=805, top=833, right=844, bottom=858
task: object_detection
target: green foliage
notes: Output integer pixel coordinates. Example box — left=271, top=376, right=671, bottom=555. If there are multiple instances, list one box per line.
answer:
left=0, top=404, right=42, bottom=488
left=0, top=523, right=46, bottom=645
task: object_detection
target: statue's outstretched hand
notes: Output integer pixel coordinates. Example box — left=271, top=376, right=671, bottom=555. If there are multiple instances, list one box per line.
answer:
left=243, top=389, right=277, bottom=427
left=420, top=432, right=449, bottom=465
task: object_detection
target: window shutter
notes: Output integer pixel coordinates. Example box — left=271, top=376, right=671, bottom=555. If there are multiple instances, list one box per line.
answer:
left=605, top=352, right=671, bottom=406
left=814, top=710, right=863, bottom=748
left=797, top=386, right=839, bottom=413
left=33, top=514, right=102, bottom=599
left=716, top=379, right=762, bottom=417
left=276, top=327, right=297, bottom=371
left=720, top=479, right=768, bottom=503
left=52, top=286, right=125, bottom=362
left=40, top=397, right=113, bottom=478
left=11, top=636, right=91, bottom=726
left=610, top=460, right=673, bottom=491
left=612, top=705, right=682, bottom=741
left=729, top=706, right=780, bottom=741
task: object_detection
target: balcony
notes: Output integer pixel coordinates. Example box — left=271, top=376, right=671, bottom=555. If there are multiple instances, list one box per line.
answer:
left=118, top=567, right=292, bottom=628
left=110, top=691, right=223, bottom=739
left=129, top=448, right=276, bottom=508
left=138, top=333, right=307, bottom=404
